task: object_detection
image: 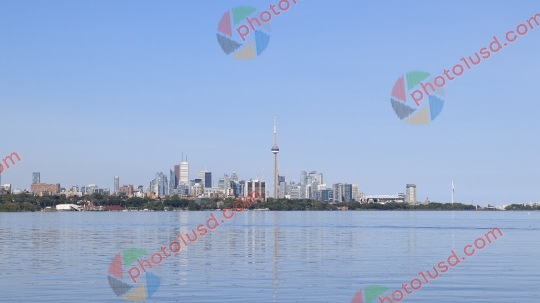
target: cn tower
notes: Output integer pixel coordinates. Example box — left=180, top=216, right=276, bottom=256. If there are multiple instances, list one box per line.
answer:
left=271, top=116, right=279, bottom=198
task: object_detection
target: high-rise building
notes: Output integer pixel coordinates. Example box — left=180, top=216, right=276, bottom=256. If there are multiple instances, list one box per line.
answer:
left=218, top=175, right=228, bottom=189
left=180, top=156, right=189, bottom=185
left=321, top=189, right=332, bottom=202
left=114, top=176, right=119, bottom=194
left=230, top=171, right=238, bottom=182
left=300, top=171, right=307, bottom=186
left=278, top=175, right=286, bottom=198
left=197, top=171, right=205, bottom=184
left=406, top=184, right=417, bottom=205
left=197, top=170, right=212, bottom=189
left=299, top=185, right=306, bottom=199
left=352, top=184, right=364, bottom=201
left=332, top=183, right=353, bottom=202
left=149, top=172, right=168, bottom=196
left=32, top=172, right=40, bottom=184
left=246, top=180, right=266, bottom=200
left=174, top=165, right=180, bottom=187
left=237, top=180, right=245, bottom=197
left=344, top=184, right=353, bottom=201
left=204, top=172, right=212, bottom=189
left=271, top=116, right=279, bottom=198
left=288, top=182, right=299, bottom=199
left=169, top=170, right=176, bottom=193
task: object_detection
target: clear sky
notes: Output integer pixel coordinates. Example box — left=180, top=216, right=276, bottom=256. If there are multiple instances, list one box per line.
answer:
left=1, top=0, right=539, bottom=205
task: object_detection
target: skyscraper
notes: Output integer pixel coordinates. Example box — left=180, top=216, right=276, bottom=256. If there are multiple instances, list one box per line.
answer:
left=149, top=172, right=168, bottom=196
left=197, top=170, right=213, bottom=189
left=180, top=155, right=189, bottom=185
left=204, top=172, right=212, bottom=188
left=169, top=170, right=176, bottom=193
left=300, top=171, right=307, bottom=186
left=114, top=176, right=119, bottom=194
left=32, top=172, right=40, bottom=184
left=271, top=116, right=279, bottom=198
left=174, top=165, right=180, bottom=187
left=278, top=175, right=286, bottom=198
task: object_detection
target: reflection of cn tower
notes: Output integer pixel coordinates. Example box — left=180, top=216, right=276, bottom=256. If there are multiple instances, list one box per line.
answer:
left=273, top=211, right=279, bottom=302
left=271, top=116, right=279, bottom=198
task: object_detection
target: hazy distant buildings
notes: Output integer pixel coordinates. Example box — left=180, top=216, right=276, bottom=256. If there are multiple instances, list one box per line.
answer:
left=32, top=172, right=40, bottom=184
left=406, top=184, right=417, bottom=205
left=86, top=184, right=110, bottom=195
left=60, top=186, right=83, bottom=197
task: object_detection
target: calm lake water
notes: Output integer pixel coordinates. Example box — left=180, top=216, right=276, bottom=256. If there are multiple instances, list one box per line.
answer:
left=0, top=211, right=538, bottom=302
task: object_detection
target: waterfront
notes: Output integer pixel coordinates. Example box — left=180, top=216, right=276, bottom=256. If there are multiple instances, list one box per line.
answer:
left=0, top=211, right=538, bottom=302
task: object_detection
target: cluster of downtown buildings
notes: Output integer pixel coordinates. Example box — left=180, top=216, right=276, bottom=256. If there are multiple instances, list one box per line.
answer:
left=1, top=166, right=420, bottom=205
left=0, top=119, right=421, bottom=204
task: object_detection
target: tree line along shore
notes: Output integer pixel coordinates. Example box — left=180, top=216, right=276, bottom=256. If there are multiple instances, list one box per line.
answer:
left=0, top=193, right=536, bottom=212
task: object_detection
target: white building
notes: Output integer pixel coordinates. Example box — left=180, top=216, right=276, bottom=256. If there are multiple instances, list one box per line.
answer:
left=56, top=204, right=82, bottom=211
left=406, top=184, right=417, bottom=205
left=180, top=161, right=189, bottom=185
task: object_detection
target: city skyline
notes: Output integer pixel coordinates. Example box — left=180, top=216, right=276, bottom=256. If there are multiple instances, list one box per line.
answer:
left=0, top=118, right=536, bottom=204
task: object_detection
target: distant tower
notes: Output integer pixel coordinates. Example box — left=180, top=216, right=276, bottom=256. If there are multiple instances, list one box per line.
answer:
left=271, top=116, right=279, bottom=198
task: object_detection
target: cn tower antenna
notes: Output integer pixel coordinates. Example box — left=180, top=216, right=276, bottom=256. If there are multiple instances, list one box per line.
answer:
left=271, top=115, right=279, bottom=198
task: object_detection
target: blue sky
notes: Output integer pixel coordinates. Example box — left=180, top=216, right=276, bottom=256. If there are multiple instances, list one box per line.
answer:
left=1, top=1, right=538, bottom=205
